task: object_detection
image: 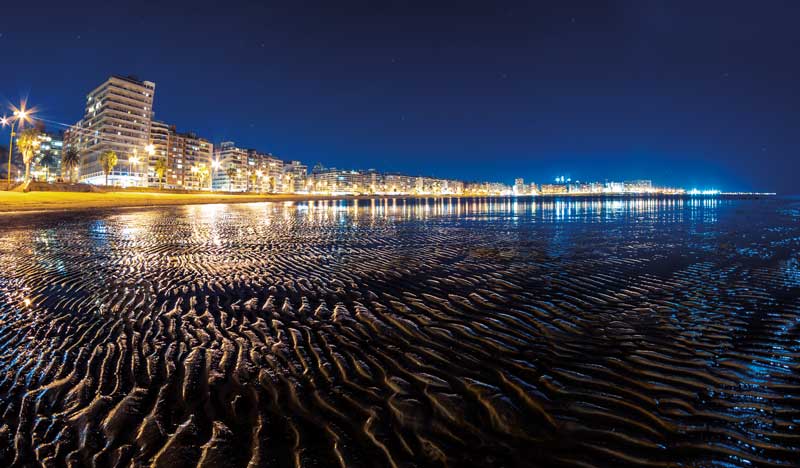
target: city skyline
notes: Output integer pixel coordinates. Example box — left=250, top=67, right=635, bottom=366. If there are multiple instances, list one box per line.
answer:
left=0, top=75, right=759, bottom=194
left=2, top=1, right=798, bottom=193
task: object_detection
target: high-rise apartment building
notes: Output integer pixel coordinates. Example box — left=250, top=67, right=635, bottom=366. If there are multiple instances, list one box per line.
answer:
left=283, top=160, right=308, bottom=193
left=148, top=120, right=170, bottom=186
left=213, top=141, right=250, bottom=191
left=248, top=150, right=284, bottom=193
left=145, top=121, right=213, bottom=190
left=514, top=178, right=526, bottom=195
left=170, top=131, right=214, bottom=190
left=211, top=142, right=289, bottom=192
left=32, top=129, right=64, bottom=181
left=77, top=75, right=155, bottom=186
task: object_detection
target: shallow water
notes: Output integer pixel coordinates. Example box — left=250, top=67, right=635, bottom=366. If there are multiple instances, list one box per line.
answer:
left=0, top=196, right=798, bottom=467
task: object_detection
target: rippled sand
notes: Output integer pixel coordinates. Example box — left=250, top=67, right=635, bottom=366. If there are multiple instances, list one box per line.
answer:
left=0, top=197, right=798, bottom=467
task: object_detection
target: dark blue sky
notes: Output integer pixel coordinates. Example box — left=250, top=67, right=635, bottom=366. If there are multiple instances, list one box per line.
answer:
left=2, top=1, right=798, bottom=192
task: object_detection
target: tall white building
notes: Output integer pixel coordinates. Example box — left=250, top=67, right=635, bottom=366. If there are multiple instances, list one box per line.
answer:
left=283, top=160, right=308, bottom=192
left=77, top=75, right=155, bottom=186
left=213, top=141, right=250, bottom=191
left=514, top=178, right=526, bottom=195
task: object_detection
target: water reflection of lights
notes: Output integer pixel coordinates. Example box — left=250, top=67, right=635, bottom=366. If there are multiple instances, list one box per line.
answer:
left=164, top=196, right=729, bottom=228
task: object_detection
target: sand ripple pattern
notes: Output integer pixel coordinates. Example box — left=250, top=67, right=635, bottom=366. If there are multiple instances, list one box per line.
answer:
left=0, top=197, right=799, bottom=467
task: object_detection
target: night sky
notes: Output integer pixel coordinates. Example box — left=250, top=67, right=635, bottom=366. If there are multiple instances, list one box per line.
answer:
left=2, top=1, right=798, bottom=193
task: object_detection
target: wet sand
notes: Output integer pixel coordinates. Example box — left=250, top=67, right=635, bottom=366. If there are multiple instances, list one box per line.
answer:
left=0, top=197, right=798, bottom=467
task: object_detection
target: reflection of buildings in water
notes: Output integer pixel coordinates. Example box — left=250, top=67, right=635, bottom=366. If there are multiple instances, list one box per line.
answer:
left=224, top=196, right=722, bottom=226
left=282, top=197, right=720, bottom=223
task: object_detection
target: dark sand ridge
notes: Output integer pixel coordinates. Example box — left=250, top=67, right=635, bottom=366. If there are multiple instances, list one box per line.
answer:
left=0, top=197, right=798, bottom=467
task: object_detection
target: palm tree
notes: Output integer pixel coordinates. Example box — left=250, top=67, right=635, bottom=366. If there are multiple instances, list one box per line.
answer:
left=62, top=147, right=80, bottom=183
left=100, top=150, right=118, bottom=186
left=226, top=165, right=236, bottom=191
left=154, top=158, right=168, bottom=190
left=16, top=128, right=41, bottom=182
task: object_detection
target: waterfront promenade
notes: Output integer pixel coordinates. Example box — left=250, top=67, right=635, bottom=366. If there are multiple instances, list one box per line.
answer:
left=0, top=190, right=357, bottom=213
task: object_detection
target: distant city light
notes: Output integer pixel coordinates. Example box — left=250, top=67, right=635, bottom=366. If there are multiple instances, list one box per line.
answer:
left=688, top=189, right=721, bottom=196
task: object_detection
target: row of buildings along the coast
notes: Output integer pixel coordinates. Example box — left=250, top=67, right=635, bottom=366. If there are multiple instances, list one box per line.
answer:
left=54, top=75, right=483, bottom=195
left=18, top=75, right=685, bottom=196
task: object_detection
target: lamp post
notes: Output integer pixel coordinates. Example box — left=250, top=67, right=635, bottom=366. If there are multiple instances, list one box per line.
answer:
left=2, top=107, right=32, bottom=190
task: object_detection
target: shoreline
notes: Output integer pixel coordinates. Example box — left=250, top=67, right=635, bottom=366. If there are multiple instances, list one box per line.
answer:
left=0, top=190, right=779, bottom=215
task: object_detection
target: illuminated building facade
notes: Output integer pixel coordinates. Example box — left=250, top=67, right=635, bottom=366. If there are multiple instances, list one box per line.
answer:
left=171, top=131, right=213, bottom=190
left=76, top=75, right=156, bottom=186
left=213, top=141, right=250, bottom=191
left=540, top=183, right=569, bottom=194
left=31, top=129, right=64, bottom=181
left=283, top=161, right=308, bottom=192
left=513, top=178, right=529, bottom=195
left=148, top=121, right=170, bottom=186
left=624, top=180, right=654, bottom=193
left=249, top=150, right=284, bottom=193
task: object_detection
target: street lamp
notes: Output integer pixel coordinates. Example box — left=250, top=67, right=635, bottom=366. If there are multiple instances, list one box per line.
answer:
left=2, top=104, right=34, bottom=189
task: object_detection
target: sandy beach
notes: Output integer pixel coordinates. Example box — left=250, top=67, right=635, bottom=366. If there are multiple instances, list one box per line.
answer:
left=0, top=190, right=366, bottom=213
left=0, top=196, right=798, bottom=466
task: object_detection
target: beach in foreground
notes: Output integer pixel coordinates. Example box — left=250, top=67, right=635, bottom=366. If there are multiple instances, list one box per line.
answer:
left=0, top=196, right=798, bottom=467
